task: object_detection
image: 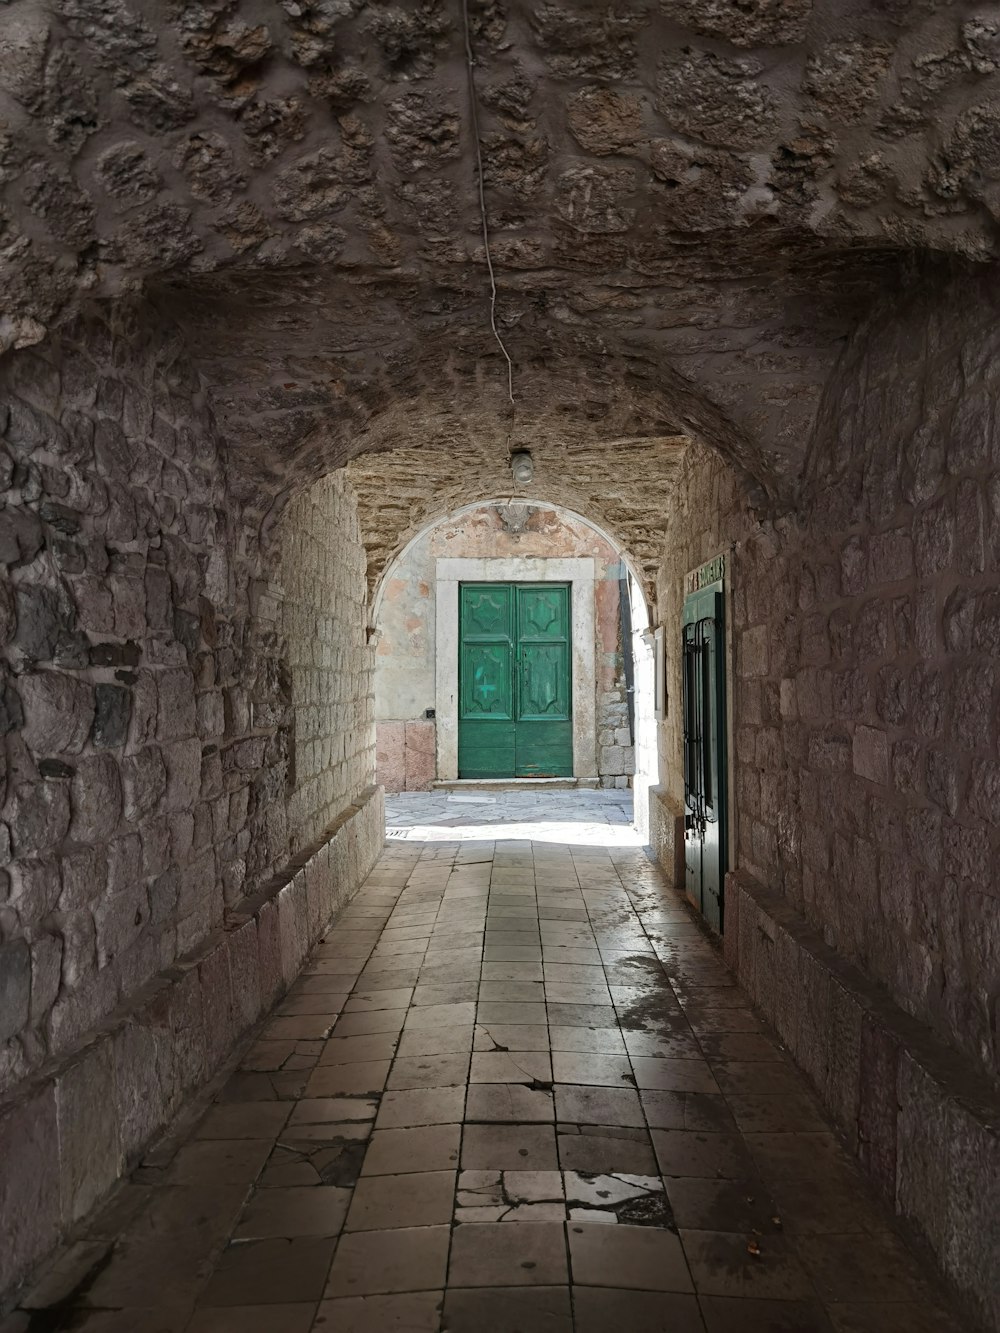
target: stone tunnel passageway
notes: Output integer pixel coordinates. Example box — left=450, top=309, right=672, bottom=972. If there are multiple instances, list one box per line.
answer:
left=4, top=0, right=1000, bottom=1326
left=1, top=792, right=966, bottom=1333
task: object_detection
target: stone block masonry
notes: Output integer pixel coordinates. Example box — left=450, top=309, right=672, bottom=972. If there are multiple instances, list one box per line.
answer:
left=374, top=720, right=436, bottom=792
left=0, top=303, right=381, bottom=1294
left=654, top=267, right=1000, bottom=1330
left=278, top=475, right=376, bottom=853
left=0, top=786, right=383, bottom=1297
left=2, top=0, right=998, bottom=521
left=658, top=268, right=1000, bottom=1092
left=727, top=869, right=1000, bottom=1333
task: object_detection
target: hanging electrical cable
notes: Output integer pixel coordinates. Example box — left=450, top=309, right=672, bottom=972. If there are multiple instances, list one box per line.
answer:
left=461, top=0, right=516, bottom=424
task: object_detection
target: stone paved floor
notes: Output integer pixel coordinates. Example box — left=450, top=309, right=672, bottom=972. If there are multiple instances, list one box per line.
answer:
left=5, top=793, right=965, bottom=1333
left=385, top=788, right=635, bottom=838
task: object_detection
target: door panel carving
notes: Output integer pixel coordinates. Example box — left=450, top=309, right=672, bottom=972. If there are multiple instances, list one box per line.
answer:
left=459, top=582, right=572, bottom=778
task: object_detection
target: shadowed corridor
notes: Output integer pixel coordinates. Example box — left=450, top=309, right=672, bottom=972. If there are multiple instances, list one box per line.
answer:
left=2, top=794, right=965, bottom=1333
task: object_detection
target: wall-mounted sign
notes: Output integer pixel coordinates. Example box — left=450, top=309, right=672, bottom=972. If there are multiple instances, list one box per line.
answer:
left=685, top=553, right=725, bottom=596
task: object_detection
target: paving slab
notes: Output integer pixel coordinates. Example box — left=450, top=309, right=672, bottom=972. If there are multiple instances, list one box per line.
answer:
left=12, top=792, right=965, bottom=1333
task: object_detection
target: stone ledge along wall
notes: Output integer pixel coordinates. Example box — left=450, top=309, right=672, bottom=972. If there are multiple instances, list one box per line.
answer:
left=654, top=265, right=1000, bottom=1331
left=0, top=301, right=381, bottom=1296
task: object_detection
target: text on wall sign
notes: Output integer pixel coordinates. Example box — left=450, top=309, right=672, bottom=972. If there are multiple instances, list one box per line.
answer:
left=685, top=553, right=725, bottom=596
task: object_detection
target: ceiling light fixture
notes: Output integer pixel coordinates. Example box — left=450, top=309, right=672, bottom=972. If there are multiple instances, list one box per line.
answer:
left=511, top=450, right=533, bottom=486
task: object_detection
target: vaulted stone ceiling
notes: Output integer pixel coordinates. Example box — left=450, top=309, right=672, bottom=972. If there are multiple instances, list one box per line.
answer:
left=3, top=0, right=1000, bottom=509
left=346, top=420, right=689, bottom=603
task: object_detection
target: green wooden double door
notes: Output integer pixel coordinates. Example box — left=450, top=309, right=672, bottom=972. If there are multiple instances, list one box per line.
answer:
left=458, top=582, right=573, bottom=778
left=682, top=581, right=727, bottom=933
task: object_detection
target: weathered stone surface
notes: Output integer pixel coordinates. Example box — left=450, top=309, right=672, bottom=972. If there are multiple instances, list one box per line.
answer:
left=566, top=86, right=644, bottom=155
left=0, top=1086, right=61, bottom=1293
left=94, top=141, right=161, bottom=207
left=162, top=739, right=203, bottom=810
left=0, top=0, right=996, bottom=519
left=18, top=671, right=94, bottom=755
left=198, top=940, right=236, bottom=1073
left=228, top=919, right=261, bottom=1033
left=376, top=719, right=406, bottom=793
left=657, top=269, right=1000, bottom=1123
left=30, top=933, right=63, bottom=1024
left=668, top=0, right=811, bottom=48
left=657, top=49, right=775, bottom=150
left=728, top=870, right=999, bottom=1331
left=70, top=754, right=123, bottom=844
left=858, top=1016, right=900, bottom=1204
left=55, top=1041, right=122, bottom=1223
left=385, top=92, right=460, bottom=172
left=121, top=745, right=166, bottom=822
left=0, top=289, right=381, bottom=1295
left=0, top=939, right=31, bottom=1042
left=804, top=41, right=893, bottom=123
left=0, top=581, right=17, bottom=648
left=8, top=858, right=62, bottom=933
left=59, top=845, right=106, bottom=912
left=852, top=725, right=889, bottom=785
left=156, top=669, right=197, bottom=742
left=599, top=744, right=634, bottom=777
left=92, top=684, right=131, bottom=749
left=896, top=1053, right=953, bottom=1261
left=12, top=586, right=68, bottom=660
left=8, top=777, right=71, bottom=856
left=556, top=163, right=637, bottom=234
left=946, top=1098, right=1000, bottom=1332
left=174, top=130, right=245, bottom=204
left=111, top=1018, right=171, bottom=1165
left=403, top=721, right=436, bottom=792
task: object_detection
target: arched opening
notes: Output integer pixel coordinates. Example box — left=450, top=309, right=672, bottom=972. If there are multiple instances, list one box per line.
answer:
left=367, top=498, right=660, bottom=838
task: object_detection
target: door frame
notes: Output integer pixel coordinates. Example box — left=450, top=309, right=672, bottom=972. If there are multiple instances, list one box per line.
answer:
left=436, top=557, right=598, bottom=781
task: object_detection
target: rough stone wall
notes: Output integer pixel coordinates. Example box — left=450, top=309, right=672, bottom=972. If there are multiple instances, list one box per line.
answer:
left=725, top=868, right=1000, bottom=1333
left=4, top=0, right=1000, bottom=507
left=657, top=446, right=750, bottom=824
left=0, top=303, right=237, bottom=1095
left=0, top=301, right=375, bottom=1102
left=373, top=503, right=633, bottom=789
left=658, top=264, right=1000, bottom=1088
left=275, top=473, right=374, bottom=852
left=595, top=572, right=634, bottom=790
left=373, top=524, right=437, bottom=741
left=348, top=433, right=687, bottom=613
